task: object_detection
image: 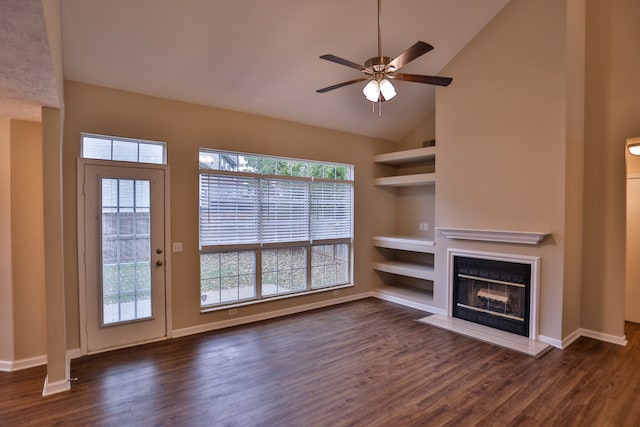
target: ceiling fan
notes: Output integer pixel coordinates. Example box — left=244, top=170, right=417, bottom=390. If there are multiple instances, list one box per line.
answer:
left=316, top=0, right=452, bottom=105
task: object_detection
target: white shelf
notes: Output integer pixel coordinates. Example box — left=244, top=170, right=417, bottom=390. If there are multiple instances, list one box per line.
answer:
left=373, top=261, right=435, bottom=281
left=374, top=173, right=436, bottom=187
left=436, top=227, right=550, bottom=245
left=374, top=146, right=436, bottom=165
left=373, top=235, right=435, bottom=253
left=375, top=284, right=439, bottom=313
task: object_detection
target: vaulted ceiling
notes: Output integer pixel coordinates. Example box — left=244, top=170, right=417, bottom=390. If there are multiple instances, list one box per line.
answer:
left=1, top=0, right=510, bottom=141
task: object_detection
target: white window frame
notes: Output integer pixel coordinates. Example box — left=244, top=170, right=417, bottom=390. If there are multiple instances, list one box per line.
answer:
left=199, top=149, right=354, bottom=311
left=81, top=132, right=167, bottom=164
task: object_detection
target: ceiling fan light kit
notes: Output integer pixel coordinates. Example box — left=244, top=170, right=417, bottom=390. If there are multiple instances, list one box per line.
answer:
left=363, top=78, right=396, bottom=102
left=316, top=0, right=452, bottom=112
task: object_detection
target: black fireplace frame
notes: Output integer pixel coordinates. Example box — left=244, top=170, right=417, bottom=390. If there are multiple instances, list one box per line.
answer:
left=452, top=256, right=531, bottom=337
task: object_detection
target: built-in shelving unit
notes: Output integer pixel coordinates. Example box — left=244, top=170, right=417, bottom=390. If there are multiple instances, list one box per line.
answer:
left=373, top=145, right=437, bottom=311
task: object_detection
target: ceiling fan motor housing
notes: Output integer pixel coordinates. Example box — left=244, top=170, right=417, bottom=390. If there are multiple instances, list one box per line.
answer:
left=365, top=56, right=393, bottom=75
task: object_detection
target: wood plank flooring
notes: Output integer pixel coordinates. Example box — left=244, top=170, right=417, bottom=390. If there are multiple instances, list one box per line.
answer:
left=1, top=298, right=640, bottom=426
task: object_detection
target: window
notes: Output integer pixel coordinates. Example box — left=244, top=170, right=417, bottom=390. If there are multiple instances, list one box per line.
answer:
left=199, top=149, right=353, bottom=309
left=82, top=133, right=166, bottom=164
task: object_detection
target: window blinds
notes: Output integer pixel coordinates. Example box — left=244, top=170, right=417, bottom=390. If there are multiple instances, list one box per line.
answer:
left=199, top=174, right=260, bottom=246
left=260, top=178, right=309, bottom=243
left=199, top=173, right=352, bottom=248
left=310, top=181, right=352, bottom=240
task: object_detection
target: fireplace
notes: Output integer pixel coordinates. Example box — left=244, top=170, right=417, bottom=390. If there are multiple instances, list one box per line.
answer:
left=452, top=255, right=531, bottom=337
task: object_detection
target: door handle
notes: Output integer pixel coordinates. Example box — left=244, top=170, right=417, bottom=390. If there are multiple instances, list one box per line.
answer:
left=156, top=260, right=164, bottom=267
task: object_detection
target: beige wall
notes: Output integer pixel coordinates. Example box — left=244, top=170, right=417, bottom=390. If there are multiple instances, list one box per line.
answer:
left=435, top=0, right=573, bottom=341
left=10, top=120, right=47, bottom=359
left=394, top=112, right=437, bottom=240
left=0, top=119, right=47, bottom=364
left=63, top=81, right=395, bottom=348
left=0, top=119, right=13, bottom=362
left=582, top=0, right=640, bottom=336
left=397, top=111, right=436, bottom=151
left=42, top=107, right=69, bottom=385
left=560, top=0, right=586, bottom=339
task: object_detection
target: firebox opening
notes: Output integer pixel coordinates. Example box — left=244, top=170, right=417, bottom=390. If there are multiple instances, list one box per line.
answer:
left=453, top=256, right=531, bottom=337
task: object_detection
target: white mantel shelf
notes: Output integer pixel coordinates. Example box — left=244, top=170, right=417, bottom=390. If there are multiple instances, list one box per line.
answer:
left=436, top=228, right=550, bottom=245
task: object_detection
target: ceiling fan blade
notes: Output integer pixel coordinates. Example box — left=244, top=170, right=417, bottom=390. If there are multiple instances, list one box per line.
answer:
left=392, top=73, right=453, bottom=87
left=316, top=78, right=369, bottom=93
left=387, top=41, right=434, bottom=72
left=319, top=54, right=365, bottom=72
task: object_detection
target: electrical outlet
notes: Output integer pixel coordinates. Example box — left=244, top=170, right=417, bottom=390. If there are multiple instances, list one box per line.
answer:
left=172, top=242, right=183, bottom=252
left=228, top=308, right=238, bottom=315
left=332, top=290, right=340, bottom=296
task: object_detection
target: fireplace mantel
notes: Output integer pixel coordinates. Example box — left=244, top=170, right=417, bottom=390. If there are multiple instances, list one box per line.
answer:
left=436, top=228, right=549, bottom=245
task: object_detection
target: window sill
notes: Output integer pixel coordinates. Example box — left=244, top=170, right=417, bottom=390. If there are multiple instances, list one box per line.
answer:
left=200, top=283, right=354, bottom=314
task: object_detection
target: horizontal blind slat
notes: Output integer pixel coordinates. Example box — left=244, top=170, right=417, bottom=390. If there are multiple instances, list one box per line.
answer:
left=261, top=178, right=309, bottom=243
left=199, top=174, right=260, bottom=245
left=310, top=181, right=352, bottom=240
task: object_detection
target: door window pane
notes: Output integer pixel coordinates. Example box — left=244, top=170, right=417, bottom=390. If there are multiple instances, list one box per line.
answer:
left=101, top=178, right=152, bottom=325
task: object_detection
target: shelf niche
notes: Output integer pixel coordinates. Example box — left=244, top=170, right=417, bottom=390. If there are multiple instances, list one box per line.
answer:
left=373, top=145, right=437, bottom=311
left=374, top=146, right=436, bottom=187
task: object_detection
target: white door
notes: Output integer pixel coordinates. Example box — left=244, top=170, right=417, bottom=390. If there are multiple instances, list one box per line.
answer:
left=84, top=164, right=166, bottom=352
left=626, top=177, right=640, bottom=323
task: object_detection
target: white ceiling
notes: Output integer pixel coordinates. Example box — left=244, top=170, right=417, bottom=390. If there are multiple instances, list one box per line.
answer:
left=1, top=0, right=510, bottom=141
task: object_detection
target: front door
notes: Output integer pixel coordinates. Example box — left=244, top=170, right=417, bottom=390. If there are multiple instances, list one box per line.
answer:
left=83, top=164, right=166, bottom=353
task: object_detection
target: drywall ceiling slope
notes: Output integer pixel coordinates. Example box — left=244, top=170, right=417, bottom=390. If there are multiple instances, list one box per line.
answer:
left=61, top=0, right=510, bottom=141
left=0, top=0, right=59, bottom=121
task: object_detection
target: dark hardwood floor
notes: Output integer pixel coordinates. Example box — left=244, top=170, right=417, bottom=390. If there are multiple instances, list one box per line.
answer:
left=2, top=298, right=640, bottom=426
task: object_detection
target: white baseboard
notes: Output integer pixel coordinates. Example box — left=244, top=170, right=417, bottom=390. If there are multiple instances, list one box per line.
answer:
left=42, top=375, right=70, bottom=397
left=578, top=328, right=628, bottom=346
left=67, top=348, right=82, bottom=360
left=553, top=328, right=628, bottom=349
left=539, top=334, right=564, bottom=349
left=0, top=354, right=48, bottom=372
left=173, top=292, right=374, bottom=338
left=0, top=349, right=82, bottom=372
left=559, top=329, right=582, bottom=349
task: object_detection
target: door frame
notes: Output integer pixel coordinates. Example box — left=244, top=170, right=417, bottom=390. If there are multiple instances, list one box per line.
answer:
left=77, top=158, right=173, bottom=355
